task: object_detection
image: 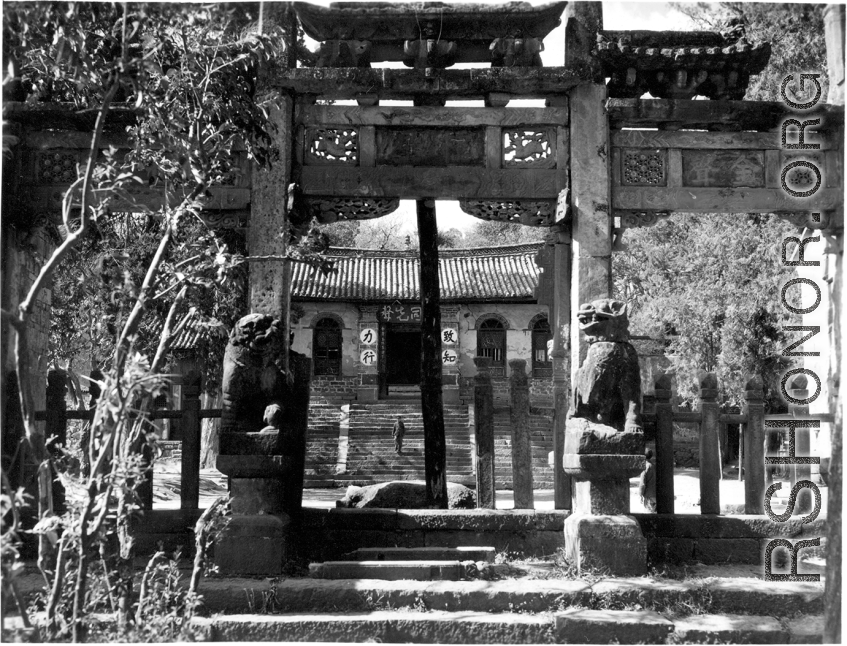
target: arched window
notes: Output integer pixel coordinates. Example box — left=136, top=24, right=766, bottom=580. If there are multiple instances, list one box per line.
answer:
left=532, top=317, right=553, bottom=378
left=313, top=318, right=342, bottom=376
left=477, top=318, right=506, bottom=376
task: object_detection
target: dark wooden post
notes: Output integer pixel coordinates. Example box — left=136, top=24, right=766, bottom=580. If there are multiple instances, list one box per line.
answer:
left=508, top=359, right=534, bottom=509
left=698, top=372, right=721, bottom=515
left=654, top=372, right=675, bottom=514
left=743, top=376, right=765, bottom=514
left=474, top=356, right=495, bottom=509
left=417, top=199, right=448, bottom=508
left=180, top=370, right=202, bottom=511
left=45, top=367, right=67, bottom=512
left=81, top=368, right=103, bottom=478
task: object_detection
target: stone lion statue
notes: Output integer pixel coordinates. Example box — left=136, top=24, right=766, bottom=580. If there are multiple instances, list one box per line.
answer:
left=568, top=298, right=642, bottom=434
left=221, top=313, right=287, bottom=436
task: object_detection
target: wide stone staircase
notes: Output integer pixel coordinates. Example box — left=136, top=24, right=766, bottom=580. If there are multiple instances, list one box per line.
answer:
left=304, top=399, right=346, bottom=487
left=493, top=410, right=555, bottom=488
left=341, top=403, right=474, bottom=486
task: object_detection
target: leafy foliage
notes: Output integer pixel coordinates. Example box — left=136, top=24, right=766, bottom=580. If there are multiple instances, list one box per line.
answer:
left=671, top=2, right=830, bottom=101
left=613, top=214, right=799, bottom=407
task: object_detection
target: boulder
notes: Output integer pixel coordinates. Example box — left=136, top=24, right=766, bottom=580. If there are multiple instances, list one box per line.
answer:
left=337, top=481, right=476, bottom=509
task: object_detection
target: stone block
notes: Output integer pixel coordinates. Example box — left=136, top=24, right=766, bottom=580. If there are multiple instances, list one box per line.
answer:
left=554, top=609, right=672, bottom=644
left=564, top=514, right=647, bottom=576
left=216, top=455, right=294, bottom=478
left=565, top=418, right=645, bottom=454
left=673, top=614, right=788, bottom=644
left=562, top=453, right=644, bottom=477
left=214, top=514, right=290, bottom=576
left=230, top=478, right=284, bottom=514
left=573, top=477, right=631, bottom=514
left=646, top=537, right=695, bottom=565
left=694, top=538, right=761, bottom=565
left=788, top=614, right=824, bottom=643
left=220, top=430, right=279, bottom=455
left=309, top=560, right=463, bottom=581
left=348, top=546, right=496, bottom=562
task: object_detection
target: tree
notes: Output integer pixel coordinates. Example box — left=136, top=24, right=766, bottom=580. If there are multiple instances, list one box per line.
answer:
left=613, top=213, right=799, bottom=407
left=671, top=2, right=830, bottom=101
left=461, top=219, right=547, bottom=247
left=2, top=2, right=284, bottom=638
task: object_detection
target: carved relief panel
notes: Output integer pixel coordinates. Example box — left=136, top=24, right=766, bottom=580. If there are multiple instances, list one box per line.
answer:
left=682, top=150, right=765, bottom=188
left=375, top=128, right=485, bottom=167
left=305, top=128, right=359, bottom=165
left=503, top=129, right=555, bottom=168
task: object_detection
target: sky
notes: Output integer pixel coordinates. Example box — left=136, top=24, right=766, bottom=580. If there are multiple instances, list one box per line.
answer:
left=301, top=1, right=699, bottom=233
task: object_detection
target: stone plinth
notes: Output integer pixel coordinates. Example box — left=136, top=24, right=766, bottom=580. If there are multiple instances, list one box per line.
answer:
left=215, top=455, right=294, bottom=574
left=564, top=514, right=647, bottom=576
left=563, top=453, right=643, bottom=515
left=562, top=450, right=646, bottom=575
left=215, top=514, right=290, bottom=576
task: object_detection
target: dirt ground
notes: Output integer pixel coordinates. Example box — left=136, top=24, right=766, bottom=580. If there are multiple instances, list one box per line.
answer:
left=152, top=459, right=829, bottom=515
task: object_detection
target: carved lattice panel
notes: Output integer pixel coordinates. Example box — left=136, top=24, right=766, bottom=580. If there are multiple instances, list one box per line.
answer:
left=503, top=129, right=556, bottom=168
left=306, top=197, right=400, bottom=222
left=37, top=151, right=79, bottom=183
left=459, top=199, right=556, bottom=226
left=306, top=128, right=359, bottom=165
left=622, top=149, right=666, bottom=186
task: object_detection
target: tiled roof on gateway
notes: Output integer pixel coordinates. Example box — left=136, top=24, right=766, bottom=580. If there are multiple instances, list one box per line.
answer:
left=292, top=243, right=545, bottom=302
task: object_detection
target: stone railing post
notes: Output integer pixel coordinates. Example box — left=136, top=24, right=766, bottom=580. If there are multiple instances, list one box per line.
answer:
left=787, top=373, right=813, bottom=513
left=508, top=359, right=534, bottom=509
left=180, top=370, right=202, bottom=511
left=743, top=376, right=765, bottom=514
left=474, top=356, right=495, bottom=509
left=698, top=372, right=721, bottom=515
left=654, top=372, right=675, bottom=514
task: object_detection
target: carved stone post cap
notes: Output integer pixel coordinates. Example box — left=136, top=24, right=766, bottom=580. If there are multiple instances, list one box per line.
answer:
left=508, top=358, right=527, bottom=372
left=786, top=373, right=808, bottom=390
left=473, top=356, right=492, bottom=370
left=562, top=453, right=645, bottom=479
left=698, top=372, right=719, bottom=400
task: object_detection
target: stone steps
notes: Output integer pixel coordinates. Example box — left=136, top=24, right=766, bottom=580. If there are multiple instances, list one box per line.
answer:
left=310, top=560, right=465, bottom=581
left=190, top=576, right=825, bottom=643
left=346, top=547, right=496, bottom=562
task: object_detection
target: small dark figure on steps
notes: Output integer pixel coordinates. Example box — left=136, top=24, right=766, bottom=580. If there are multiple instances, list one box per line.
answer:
left=393, top=416, right=406, bottom=454
left=639, top=448, right=657, bottom=512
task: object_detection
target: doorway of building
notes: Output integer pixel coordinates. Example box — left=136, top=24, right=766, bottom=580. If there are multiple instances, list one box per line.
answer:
left=384, top=323, right=422, bottom=388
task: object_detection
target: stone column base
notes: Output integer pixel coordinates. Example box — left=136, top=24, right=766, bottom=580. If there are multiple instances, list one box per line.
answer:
left=215, top=513, right=290, bottom=576
left=564, top=513, right=646, bottom=576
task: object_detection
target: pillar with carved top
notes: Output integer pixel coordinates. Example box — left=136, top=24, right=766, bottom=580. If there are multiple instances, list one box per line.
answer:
left=358, top=305, right=380, bottom=402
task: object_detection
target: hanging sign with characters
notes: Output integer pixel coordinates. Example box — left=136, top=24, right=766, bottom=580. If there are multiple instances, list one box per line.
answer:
left=441, top=327, right=458, bottom=345
left=442, top=349, right=458, bottom=365
left=360, top=349, right=377, bottom=366
left=359, top=328, right=377, bottom=345
left=378, top=301, right=422, bottom=323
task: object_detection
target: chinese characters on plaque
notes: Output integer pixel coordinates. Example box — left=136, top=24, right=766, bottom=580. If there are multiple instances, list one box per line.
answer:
left=441, top=327, right=458, bottom=345
left=360, top=349, right=377, bottom=366
left=378, top=302, right=422, bottom=322
left=359, top=328, right=377, bottom=345
left=442, top=349, right=458, bottom=365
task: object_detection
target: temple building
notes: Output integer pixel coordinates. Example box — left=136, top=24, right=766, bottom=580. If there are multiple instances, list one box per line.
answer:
left=290, top=242, right=555, bottom=407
